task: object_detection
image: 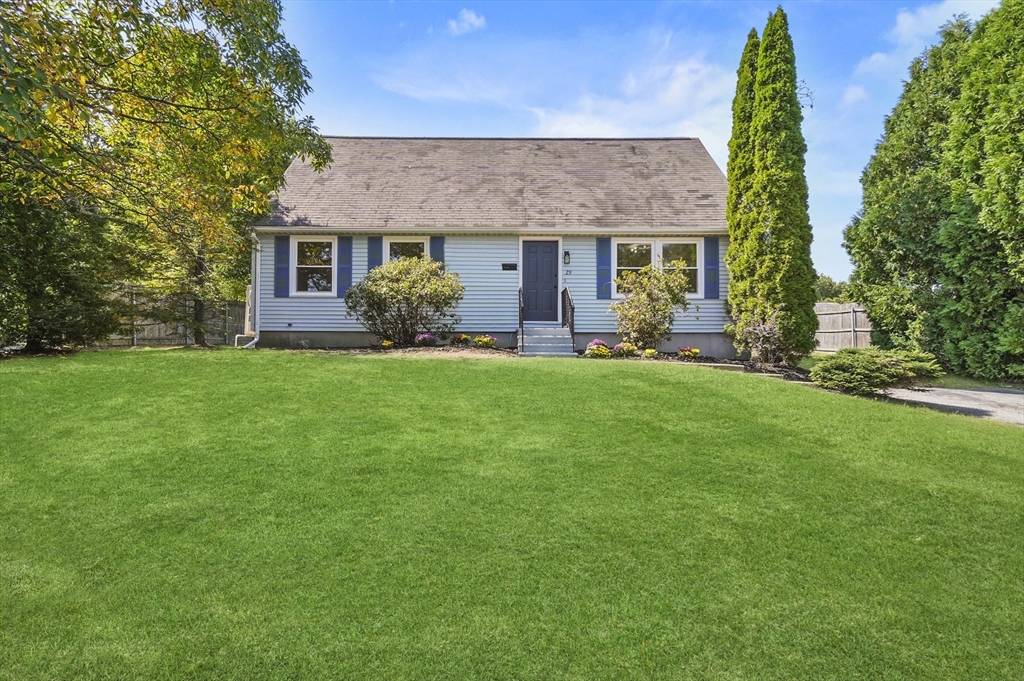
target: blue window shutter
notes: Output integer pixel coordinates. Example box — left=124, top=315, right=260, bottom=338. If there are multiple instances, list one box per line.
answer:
left=430, top=236, right=445, bottom=267
left=704, top=236, right=720, bottom=299
left=367, top=236, right=383, bottom=271
left=337, top=236, right=353, bottom=297
left=596, top=237, right=612, bottom=299
left=274, top=236, right=289, bottom=297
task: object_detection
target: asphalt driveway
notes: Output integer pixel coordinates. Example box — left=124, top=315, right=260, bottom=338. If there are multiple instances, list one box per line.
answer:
left=888, top=386, right=1024, bottom=426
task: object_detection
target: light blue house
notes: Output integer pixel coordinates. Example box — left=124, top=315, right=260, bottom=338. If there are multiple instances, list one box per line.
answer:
left=246, top=137, right=733, bottom=356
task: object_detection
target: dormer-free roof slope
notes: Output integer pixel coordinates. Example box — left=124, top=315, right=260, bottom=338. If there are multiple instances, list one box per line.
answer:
left=265, top=137, right=727, bottom=233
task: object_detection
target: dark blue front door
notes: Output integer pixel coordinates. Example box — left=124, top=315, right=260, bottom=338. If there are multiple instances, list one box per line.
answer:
left=523, top=241, right=558, bottom=322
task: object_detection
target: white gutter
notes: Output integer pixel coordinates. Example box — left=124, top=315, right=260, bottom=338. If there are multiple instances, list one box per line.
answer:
left=250, top=225, right=729, bottom=237
left=241, top=235, right=260, bottom=348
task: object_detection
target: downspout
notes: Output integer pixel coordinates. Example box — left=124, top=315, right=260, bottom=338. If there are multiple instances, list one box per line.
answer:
left=242, top=234, right=261, bottom=348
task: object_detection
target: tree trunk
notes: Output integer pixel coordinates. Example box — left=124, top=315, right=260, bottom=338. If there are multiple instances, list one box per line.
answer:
left=23, top=281, right=47, bottom=353
left=192, top=297, right=208, bottom=347
left=191, top=244, right=210, bottom=347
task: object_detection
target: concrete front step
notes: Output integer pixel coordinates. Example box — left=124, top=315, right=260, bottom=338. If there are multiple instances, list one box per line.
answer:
left=520, top=326, right=576, bottom=357
left=521, top=351, right=578, bottom=357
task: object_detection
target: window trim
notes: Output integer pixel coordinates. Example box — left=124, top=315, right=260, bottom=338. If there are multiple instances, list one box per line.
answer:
left=384, top=236, right=430, bottom=261
left=290, top=235, right=337, bottom=297
left=611, top=237, right=704, bottom=299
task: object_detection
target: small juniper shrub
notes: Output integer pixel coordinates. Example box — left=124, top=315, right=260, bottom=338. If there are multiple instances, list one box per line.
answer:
left=473, top=335, right=498, bottom=349
left=450, top=333, right=472, bottom=346
left=414, top=332, right=438, bottom=347
left=643, top=348, right=658, bottom=359
left=810, top=348, right=943, bottom=396
left=612, top=341, right=639, bottom=357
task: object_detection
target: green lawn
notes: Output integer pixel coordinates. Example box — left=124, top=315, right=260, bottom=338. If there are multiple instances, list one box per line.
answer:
left=1, top=350, right=1022, bottom=680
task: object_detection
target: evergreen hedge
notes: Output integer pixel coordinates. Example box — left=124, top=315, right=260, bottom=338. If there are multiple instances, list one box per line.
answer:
left=845, top=2, right=1024, bottom=379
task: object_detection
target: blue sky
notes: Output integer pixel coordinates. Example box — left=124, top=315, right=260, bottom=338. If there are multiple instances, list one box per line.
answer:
left=280, top=0, right=1001, bottom=279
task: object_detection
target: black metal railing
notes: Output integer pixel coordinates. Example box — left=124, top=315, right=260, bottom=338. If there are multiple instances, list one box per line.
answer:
left=518, top=286, right=524, bottom=353
left=561, top=286, right=575, bottom=351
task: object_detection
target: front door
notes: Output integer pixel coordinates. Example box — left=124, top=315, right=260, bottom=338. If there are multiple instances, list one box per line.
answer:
left=522, top=240, right=559, bottom=322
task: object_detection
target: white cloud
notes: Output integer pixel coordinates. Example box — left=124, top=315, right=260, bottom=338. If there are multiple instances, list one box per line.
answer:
left=840, top=85, right=868, bottom=107
left=374, top=34, right=735, bottom=167
left=530, top=56, right=735, bottom=168
left=448, top=9, right=486, bottom=36
left=855, top=0, right=1000, bottom=78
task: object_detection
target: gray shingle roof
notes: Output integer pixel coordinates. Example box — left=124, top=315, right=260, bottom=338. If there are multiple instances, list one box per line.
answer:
left=264, top=137, right=727, bottom=233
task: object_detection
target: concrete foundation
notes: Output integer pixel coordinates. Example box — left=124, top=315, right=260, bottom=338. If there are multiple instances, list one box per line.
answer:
left=258, top=330, right=518, bottom=350
left=573, top=332, right=737, bottom=359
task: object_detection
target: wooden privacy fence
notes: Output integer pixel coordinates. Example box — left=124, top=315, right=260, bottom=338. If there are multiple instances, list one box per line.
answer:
left=98, top=297, right=247, bottom=347
left=814, top=302, right=872, bottom=352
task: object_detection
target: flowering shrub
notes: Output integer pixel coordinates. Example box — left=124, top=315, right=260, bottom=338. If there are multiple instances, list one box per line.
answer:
left=380, top=340, right=394, bottom=350
left=644, top=348, right=658, bottom=359
left=345, top=256, right=464, bottom=345
left=450, top=333, right=472, bottom=346
left=414, top=332, right=438, bottom=347
left=678, top=346, right=700, bottom=360
left=585, top=344, right=612, bottom=358
left=473, top=335, right=498, bottom=349
left=612, top=341, right=639, bottom=357
left=610, top=258, right=691, bottom=349
left=586, top=339, right=608, bottom=349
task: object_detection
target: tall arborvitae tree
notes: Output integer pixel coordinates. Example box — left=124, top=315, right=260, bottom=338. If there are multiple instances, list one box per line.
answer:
left=725, top=29, right=760, bottom=324
left=729, top=7, right=817, bottom=361
left=844, top=20, right=972, bottom=354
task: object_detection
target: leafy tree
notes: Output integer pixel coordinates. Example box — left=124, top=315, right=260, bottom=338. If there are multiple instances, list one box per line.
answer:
left=0, top=183, right=134, bottom=351
left=345, top=257, right=465, bottom=346
left=610, top=259, right=692, bottom=349
left=814, top=273, right=852, bottom=303
left=727, top=7, right=817, bottom=362
left=1, top=0, right=332, bottom=345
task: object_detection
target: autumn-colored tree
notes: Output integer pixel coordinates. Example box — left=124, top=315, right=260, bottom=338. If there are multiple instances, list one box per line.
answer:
left=1, top=0, right=331, bottom=345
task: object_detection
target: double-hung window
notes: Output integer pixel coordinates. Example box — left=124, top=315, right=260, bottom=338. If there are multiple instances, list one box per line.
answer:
left=292, top=237, right=335, bottom=295
left=386, top=237, right=428, bottom=260
left=660, top=242, right=700, bottom=294
left=615, top=242, right=653, bottom=283
left=612, top=238, right=703, bottom=298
